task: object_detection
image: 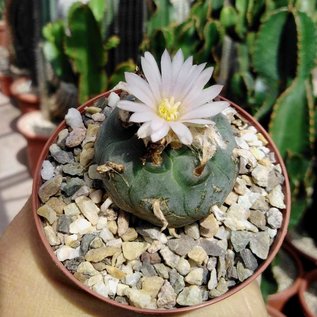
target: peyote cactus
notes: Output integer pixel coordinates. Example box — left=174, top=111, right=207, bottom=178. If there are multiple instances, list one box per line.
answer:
left=95, top=50, right=238, bottom=228
left=142, top=0, right=317, bottom=229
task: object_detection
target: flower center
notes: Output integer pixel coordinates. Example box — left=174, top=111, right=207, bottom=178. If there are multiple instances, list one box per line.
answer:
left=158, top=97, right=181, bottom=121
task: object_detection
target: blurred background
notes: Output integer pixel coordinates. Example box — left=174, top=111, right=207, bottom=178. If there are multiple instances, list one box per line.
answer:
left=0, top=0, right=317, bottom=316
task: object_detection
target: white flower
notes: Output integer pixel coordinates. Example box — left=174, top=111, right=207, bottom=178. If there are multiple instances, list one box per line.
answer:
left=117, top=49, right=229, bottom=145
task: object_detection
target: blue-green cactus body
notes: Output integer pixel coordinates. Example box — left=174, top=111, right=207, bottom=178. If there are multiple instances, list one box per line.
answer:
left=95, top=108, right=238, bottom=227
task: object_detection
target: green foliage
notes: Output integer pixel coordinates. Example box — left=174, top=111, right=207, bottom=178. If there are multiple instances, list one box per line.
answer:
left=42, top=1, right=127, bottom=104
left=95, top=108, right=238, bottom=228
left=142, top=0, right=317, bottom=229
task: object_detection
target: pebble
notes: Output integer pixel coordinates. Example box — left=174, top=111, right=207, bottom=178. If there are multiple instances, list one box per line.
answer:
left=137, top=227, right=167, bottom=244
left=207, top=269, right=218, bottom=290
left=230, top=231, right=252, bottom=252
left=187, top=246, right=208, bottom=266
left=249, top=209, right=266, bottom=228
left=41, top=160, right=55, bottom=180
left=199, top=239, right=226, bottom=257
left=62, top=163, right=84, bottom=176
left=200, top=214, right=219, bottom=238
left=37, top=204, right=57, bottom=224
left=90, top=189, right=103, bottom=204
left=122, top=242, right=149, bottom=260
left=65, top=108, right=85, bottom=129
left=167, top=235, right=195, bottom=256
left=124, top=288, right=157, bottom=309
left=105, top=265, right=126, bottom=280
left=121, top=228, right=138, bottom=242
left=64, top=203, right=80, bottom=216
left=117, top=211, right=129, bottom=237
left=85, top=246, right=120, bottom=262
left=65, top=127, right=86, bottom=147
left=154, top=263, right=170, bottom=279
left=77, top=261, right=100, bottom=276
left=125, top=272, right=142, bottom=287
left=38, top=175, right=63, bottom=203
left=62, top=178, right=86, bottom=197
left=103, top=275, right=119, bottom=297
left=184, top=223, right=200, bottom=240
left=176, top=257, right=191, bottom=276
left=240, top=248, right=258, bottom=271
left=249, top=231, right=270, bottom=259
left=160, top=246, right=180, bottom=268
left=157, top=281, right=177, bottom=309
left=99, top=227, right=114, bottom=242
left=57, top=215, right=72, bottom=233
left=169, top=269, right=185, bottom=294
left=176, top=285, right=203, bottom=306
left=44, top=225, right=61, bottom=246
left=236, top=262, right=253, bottom=282
left=185, top=268, right=204, bottom=285
left=267, top=208, right=283, bottom=228
left=268, top=185, right=286, bottom=209
left=56, top=245, right=80, bottom=261
left=69, top=218, right=93, bottom=234
left=49, top=144, right=74, bottom=164
left=80, top=146, right=95, bottom=167
left=75, top=196, right=100, bottom=225
left=141, top=276, right=164, bottom=298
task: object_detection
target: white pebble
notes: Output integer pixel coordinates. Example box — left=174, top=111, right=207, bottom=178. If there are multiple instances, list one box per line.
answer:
left=65, top=108, right=85, bottom=129
left=108, top=92, right=120, bottom=108
left=41, top=160, right=55, bottom=180
left=69, top=218, right=92, bottom=234
left=55, top=245, right=80, bottom=261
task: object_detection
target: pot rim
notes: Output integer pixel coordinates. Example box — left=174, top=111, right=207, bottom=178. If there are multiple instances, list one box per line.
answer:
left=31, top=91, right=291, bottom=314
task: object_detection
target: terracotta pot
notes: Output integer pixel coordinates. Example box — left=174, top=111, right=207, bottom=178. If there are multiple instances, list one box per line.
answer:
left=267, top=243, right=303, bottom=311
left=0, top=73, right=13, bottom=96
left=10, top=77, right=40, bottom=114
left=0, top=20, right=10, bottom=48
left=299, top=269, right=317, bottom=317
left=267, top=305, right=287, bottom=317
left=17, top=111, right=53, bottom=176
left=31, top=92, right=291, bottom=314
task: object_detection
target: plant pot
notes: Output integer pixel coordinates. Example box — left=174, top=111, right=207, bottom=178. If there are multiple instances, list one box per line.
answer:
left=10, top=77, right=40, bottom=114
left=299, top=269, right=317, bottom=317
left=0, top=20, right=9, bottom=48
left=266, top=243, right=303, bottom=311
left=267, top=305, right=287, bottom=317
left=17, top=110, right=55, bottom=176
left=0, top=72, right=13, bottom=96
left=31, top=91, right=291, bottom=314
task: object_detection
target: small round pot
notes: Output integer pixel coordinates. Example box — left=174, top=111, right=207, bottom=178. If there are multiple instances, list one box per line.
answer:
left=299, top=269, right=317, bottom=317
left=10, top=77, right=40, bottom=114
left=17, top=111, right=53, bottom=176
left=31, top=92, right=291, bottom=314
left=267, top=243, right=303, bottom=311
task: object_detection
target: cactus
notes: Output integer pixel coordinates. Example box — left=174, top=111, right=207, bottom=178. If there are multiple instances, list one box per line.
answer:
left=95, top=107, right=238, bottom=228
left=142, top=0, right=317, bottom=228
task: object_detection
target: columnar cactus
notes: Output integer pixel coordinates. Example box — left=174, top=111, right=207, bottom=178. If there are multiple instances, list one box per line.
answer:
left=95, top=50, right=238, bottom=228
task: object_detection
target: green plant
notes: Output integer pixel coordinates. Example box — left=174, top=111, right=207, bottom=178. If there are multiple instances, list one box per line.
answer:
left=142, top=0, right=317, bottom=230
left=42, top=0, right=135, bottom=105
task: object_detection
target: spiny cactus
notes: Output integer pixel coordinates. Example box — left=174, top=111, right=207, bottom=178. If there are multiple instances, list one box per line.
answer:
left=95, top=107, right=238, bottom=228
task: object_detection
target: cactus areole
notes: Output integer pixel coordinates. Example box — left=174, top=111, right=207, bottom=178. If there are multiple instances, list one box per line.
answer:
left=95, top=50, right=239, bottom=228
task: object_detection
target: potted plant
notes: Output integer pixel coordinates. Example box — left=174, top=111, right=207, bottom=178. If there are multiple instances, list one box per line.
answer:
left=298, top=269, right=317, bottom=317
left=32, top=49, right=290, bottom=313
left=143, top=0, right=317, bottom=269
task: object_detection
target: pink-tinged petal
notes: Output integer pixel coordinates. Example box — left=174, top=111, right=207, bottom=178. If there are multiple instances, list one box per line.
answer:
left=180, top=101, right=229, bottom=120
left=141, top=53, right=161, bottom=102
left=161, top=50, right=173, bottom=97
left=117, top=100, right=151, bottom=112
left=151, top=123, right=170, bottom=143
left=181, top=118, right=214, bottom=125
left=171, top=49, right=184, bottom=82
left=125, top=72, right=155, bottom=108
left=137, top=122, right=152, bottom=139
left=129, top=111, right=157, bottom=123
left=169, top=122, right=193, bottom=145
left=183, top=84, right=223, bottom=110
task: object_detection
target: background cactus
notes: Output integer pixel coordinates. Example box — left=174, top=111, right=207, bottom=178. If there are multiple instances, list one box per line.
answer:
left=95, top=107, right=238, bottom=228
left=142, top=0, right=317, bottom=230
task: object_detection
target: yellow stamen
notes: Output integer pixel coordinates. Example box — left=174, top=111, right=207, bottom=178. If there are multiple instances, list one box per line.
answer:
left=158, top=97, right=181, bottom=121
